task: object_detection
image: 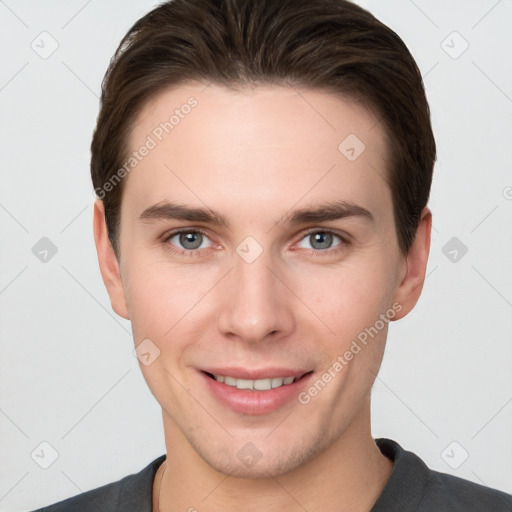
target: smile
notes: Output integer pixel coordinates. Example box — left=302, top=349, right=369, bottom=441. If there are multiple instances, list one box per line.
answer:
left=202, top=370, right=313, bottom=414
left=209, top=374, right=297, bottom=390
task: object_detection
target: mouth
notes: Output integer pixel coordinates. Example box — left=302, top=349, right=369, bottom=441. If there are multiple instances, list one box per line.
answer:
left=203, top=371, right=310, bottom=391
left=201, top=369, right=314, bottom=415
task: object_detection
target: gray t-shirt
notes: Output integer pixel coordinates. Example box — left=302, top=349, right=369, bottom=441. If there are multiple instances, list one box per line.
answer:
left=31, top=438, right=512, bottom=511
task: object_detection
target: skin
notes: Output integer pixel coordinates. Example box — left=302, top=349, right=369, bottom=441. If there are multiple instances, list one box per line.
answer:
left=93, top=82, right=431, bottom=511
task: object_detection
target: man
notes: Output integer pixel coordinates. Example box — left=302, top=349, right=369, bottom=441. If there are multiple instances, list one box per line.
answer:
left=33, top=0, right=511, bottom=510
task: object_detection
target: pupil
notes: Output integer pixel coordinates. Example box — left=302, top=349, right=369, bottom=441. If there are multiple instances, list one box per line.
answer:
left=311, top=232, right=332, bottom=250
left=180, top=232, right=202, bottom=250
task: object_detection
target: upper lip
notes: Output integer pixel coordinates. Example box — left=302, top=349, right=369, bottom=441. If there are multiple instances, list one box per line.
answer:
left=201, top=367, right=312, bottom=380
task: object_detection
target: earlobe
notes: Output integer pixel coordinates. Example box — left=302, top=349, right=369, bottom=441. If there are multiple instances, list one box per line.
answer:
left=391, top=207, right=432, bottom=321
left=92, top=199, right=130, bottom=320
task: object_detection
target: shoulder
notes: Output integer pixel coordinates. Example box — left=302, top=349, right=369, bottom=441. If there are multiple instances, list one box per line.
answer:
left=374, top=438, right=511, bottom=512
left=420, top=467, right=512, bottom=511
left=29, top=455, right=166, bottom=512
left=29, top=479, right=121, bottom=512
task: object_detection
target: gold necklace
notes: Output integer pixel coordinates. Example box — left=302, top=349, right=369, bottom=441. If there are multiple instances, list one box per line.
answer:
left=155, top=460, right=167, bottom=512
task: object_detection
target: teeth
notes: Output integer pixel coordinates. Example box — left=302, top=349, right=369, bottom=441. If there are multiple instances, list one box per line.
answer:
left=225, top=376, right=237, bottom=386
left=271, top=377, right=283, bottom=388
left=254, top=378, right=272, bottom=390
left=213, top=374, right=296, bottom=390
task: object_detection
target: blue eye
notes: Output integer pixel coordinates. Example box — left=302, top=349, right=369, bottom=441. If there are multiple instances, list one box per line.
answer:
left=165, top=230, right=212, bottom=251
left=297, top=231, right=343, bottom=251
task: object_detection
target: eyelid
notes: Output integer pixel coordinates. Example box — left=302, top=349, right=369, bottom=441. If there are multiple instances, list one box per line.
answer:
left=163, top=226, right=209, bottom=240
left=298, top=227, right=350, bottom=243
left=293, top=228, right=349, bottom=252
left=162, top=227, right=215, bottom=254
left=162, top=227, right=350, bottom=255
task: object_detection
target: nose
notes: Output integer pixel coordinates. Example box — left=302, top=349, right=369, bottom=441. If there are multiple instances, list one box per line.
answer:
left=216, top=245, right=296, bottom=344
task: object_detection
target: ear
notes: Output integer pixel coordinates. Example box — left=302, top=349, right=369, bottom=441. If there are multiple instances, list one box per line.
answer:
left=92, top=199, right=130, bottom=320
left=391, top=207, right=432, bottom=320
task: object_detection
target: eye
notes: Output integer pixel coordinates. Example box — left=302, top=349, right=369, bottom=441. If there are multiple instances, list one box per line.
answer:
left=296, top=231, right=344, bottom=251
left=165, top=229, right=213, bottom=252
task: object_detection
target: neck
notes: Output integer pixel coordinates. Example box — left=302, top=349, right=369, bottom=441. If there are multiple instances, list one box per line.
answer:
left=156, top=400, right=393, bottom=512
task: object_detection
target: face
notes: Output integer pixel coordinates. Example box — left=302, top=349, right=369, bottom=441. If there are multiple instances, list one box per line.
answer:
left=95, top=82, right=429, bottom=478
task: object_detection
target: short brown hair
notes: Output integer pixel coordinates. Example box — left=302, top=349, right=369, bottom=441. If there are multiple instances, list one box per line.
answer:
left=91, top=0, right=436, bottom=258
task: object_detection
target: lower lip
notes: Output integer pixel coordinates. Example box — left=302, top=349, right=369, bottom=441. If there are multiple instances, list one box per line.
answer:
left=201, top=371, right=313, bottom=415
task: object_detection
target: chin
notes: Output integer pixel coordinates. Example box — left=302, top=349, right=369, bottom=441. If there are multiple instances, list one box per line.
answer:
left=189, top=429, right=330, bottom=479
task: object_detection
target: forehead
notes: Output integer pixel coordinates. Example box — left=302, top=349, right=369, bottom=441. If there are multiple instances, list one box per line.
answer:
left=123, top=82, right=390, bottom=221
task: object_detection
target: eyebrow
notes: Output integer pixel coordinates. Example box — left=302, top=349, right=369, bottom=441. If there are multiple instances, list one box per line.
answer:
left=281, top=200, right=374, bottom=225
left=138, top=201, right=230, bottom=227
left=137, top=200, right=374, bottom=227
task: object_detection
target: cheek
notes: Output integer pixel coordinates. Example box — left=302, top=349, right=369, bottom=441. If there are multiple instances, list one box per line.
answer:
left=123, top=258, right=225, bottom=363
left=125, top=266, right=208, bottom=401
left=297, top=257, right=396, bottom=342
left=122, top=259, right=193, bottom=341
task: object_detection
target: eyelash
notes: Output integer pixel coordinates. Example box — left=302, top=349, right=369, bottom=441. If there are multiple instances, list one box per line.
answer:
left=297, top=228, right=349, bottom=256
left=162, top=228, right=211, bottom=257
left=162, top=228, right=349, bottom=257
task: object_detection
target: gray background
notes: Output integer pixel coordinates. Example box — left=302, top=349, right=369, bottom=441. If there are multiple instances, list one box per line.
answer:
left=1, top=0, right=511, bottom=510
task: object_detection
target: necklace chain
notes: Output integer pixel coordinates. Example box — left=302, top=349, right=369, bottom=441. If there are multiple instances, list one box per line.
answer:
left=156, top=460, right=167, bottom=512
